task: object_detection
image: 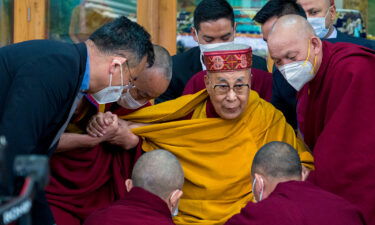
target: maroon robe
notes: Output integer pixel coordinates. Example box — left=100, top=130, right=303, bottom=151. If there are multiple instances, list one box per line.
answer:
left=225, top=181, right=365, bottom=225
left=182, top=68, right=273, bottom=101
left=297, top=41, right=375, bottom=224
left=45, top=98, right=146, bottom=225
left=83, top=187, right=174, bottom=225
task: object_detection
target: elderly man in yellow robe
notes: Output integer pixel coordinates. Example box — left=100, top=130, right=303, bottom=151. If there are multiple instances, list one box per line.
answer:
left=87, top=43, right=314, bottom=225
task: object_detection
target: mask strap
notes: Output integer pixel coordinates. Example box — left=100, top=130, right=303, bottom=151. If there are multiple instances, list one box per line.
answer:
left=194, top=29, right=200, bottom=45
left=304, top=40, right=311, bottom=65
left=311, top=54, right=318, bottom=75
left=119, top=63, right=124, bottom=86
left=259, top=177, right=264, bottom=201
left=325, top=6, right=331, bottom=18
left=108, top=73, right=113, bottom=87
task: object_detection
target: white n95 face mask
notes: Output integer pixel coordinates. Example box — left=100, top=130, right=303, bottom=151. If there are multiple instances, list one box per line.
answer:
left=278, top=41, right=316, bottom=91
left=117, top=89, right=147, bottom=109
left=307, top=8, right=331, bottom=38
left=92, top=74, right=124, bottom=104
left=92, top=60, right=128, bottom=104
left=278, top=61, right=314, bottom=91
left=195, top=30, right=235, bottom=70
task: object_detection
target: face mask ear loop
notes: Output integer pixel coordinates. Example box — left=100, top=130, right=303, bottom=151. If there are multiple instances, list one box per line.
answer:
left=311, top=54, right=318, bottom=75
left=195, top=29, right=200, bottom=44
left=119, top=63, right=124, bottom=87
left=325, top=6, right=332, bottom=20
left=303, top=40, right=312, bottom=66
left=109, top=73, right=113, bottom=87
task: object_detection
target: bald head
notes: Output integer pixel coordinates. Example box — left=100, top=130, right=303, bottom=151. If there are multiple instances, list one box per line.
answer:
left=252, top=141, right=302, bottom=179
left=269, top=14, right=315, bottom=42
left=151, top=45, right=172, bottom=81
left=267, top=14, right=324, bottom=70
left=131, top=150, right=184, bottom=200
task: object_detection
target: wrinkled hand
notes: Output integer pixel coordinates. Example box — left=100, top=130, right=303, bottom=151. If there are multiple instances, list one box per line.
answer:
left=87, top=112, right=118, bottom=140
left=107, top=119, right=140, bottom=150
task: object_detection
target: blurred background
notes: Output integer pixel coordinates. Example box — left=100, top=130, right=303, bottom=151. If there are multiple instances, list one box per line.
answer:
left=1, top=0, right=374, bottom=58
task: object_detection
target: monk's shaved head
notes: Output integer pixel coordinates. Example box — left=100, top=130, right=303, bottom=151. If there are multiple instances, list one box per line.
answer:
left=267, top=14, right=323, bottom=69
left=269, top=14, right=315, bottom=41
left=252, top=141, right=302, bottom=178
left=132, top=150, right=184, bottom=199
left=152, top=45, right=172, bottom=81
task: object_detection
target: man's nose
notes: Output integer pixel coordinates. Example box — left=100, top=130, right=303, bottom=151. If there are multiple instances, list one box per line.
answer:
left=225, top=88, right=237, bottom=101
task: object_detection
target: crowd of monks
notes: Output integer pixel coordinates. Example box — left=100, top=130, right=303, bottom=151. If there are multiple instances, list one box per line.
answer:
left=42, top=0, right=375, bottom=225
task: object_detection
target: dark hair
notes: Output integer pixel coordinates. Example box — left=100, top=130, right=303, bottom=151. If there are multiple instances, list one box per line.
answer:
left=193, top=0, right=234, bottom=31
left=89, top=16, right=154, bottom=68
left=253, top=0, right=307, bottom=24
left=251, top=141, right=302, bottom=178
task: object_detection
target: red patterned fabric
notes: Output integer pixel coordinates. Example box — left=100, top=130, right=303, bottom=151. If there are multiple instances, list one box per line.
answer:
left=203, top=48, right=252, bottom=72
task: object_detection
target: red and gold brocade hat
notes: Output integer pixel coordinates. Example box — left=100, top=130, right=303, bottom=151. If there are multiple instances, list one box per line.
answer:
left=203, top=43, right=252, bottom=73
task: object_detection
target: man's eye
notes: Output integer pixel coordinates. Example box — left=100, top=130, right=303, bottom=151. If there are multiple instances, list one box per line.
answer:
left=218, top=85, right=228, bottom=90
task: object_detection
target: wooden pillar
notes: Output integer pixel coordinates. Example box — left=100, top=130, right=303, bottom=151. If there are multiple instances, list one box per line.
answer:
left=137, top=0, right=177, bottom=55
left=13, top=0, right=47, bottom=43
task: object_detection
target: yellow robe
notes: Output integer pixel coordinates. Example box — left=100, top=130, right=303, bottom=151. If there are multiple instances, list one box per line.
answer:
left=121, top=90, right=314, bottom=225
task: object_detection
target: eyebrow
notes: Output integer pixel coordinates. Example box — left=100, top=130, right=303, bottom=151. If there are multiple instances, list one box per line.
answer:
left=203, top=32, right=232, bottom=40
left=271, top=50, right=298, bottom=60
left=307, top=8, right=320, bottom=13
left=236, top=77, right=245, bottom=82
left=216, top=76, right=245, bottom=83
left=203, top=35, right=214, bottom=40
left=220, top=33, right=232, bottom=39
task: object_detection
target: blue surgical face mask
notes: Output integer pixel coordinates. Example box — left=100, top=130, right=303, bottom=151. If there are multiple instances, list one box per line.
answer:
left=307, top=7, right=331, bottom=38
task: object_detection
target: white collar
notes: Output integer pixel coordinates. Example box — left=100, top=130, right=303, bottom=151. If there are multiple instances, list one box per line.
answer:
left=326, top=26, right=337, bottom=39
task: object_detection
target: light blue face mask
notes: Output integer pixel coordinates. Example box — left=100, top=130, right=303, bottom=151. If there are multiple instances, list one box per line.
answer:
left=194, top=29, right=235, bottom=70
left=307, top=8, right=331, bottom=38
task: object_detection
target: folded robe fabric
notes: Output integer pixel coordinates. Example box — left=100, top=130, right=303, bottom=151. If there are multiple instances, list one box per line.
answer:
left=121, top=89, right=314, bottom=225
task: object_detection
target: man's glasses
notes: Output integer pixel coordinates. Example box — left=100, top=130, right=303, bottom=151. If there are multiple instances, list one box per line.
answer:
left=213, top=84, right=250, bottom=95
left=124, top=61, right=136, bottom=89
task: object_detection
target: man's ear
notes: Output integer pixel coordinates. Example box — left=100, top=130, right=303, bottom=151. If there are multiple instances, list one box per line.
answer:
left=109, top=57, right=126, bottom=74
left=204, top=74, right=211, bottom=92
left=254, top=173, right=263, bottom=187
left=169, top=189, right=183, bottom=208
left=301, top=166, right=310, bottom=181
left=329, top=5, right=336, bottom=23
left=311, top=37, right=322, bottom=56
left=125, top=179, right=133, bottom=192
left=191, top=27, right=198, bottom=42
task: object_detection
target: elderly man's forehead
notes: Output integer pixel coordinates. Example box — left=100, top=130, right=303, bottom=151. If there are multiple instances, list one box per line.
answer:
left=208, top=70, right=250, bottom=81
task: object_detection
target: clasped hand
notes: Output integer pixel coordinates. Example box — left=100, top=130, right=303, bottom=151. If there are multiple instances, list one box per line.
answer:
left=86, top=112, right=140, bottom=150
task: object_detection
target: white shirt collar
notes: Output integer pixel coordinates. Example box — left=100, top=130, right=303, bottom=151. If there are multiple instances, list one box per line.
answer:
left=326, top=26, right=338, bottom=39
